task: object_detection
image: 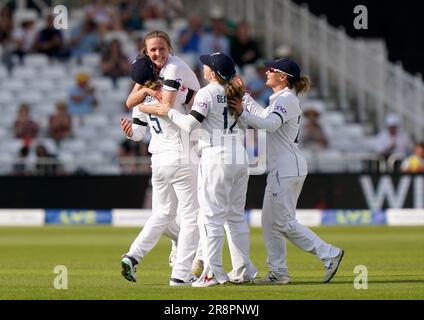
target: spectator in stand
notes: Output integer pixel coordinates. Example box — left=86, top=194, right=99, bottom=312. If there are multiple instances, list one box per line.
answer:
left=48, top=101, right=72, bottom=144
left=400, top=142, right=424, bottom=173
left=34, top=144, right=63, bottom=176
left=84, top=0, right=120, bottom=32
left=374, top=113, right=413, bottom=159
left=199, top=9, right=230, bottom=56
left=299, top=104, right=328, bottom=151
left=100, top=39, right=130, bottom=87
left=70, top=17, right=101, bottom=60
left=0, top=6, right=13, bottom=44
left=11, top=17, right=38, bottom=63
left=0, top=5, right=14, bottom=71
left=178, top=15, right=203, bottom=54
left=143, top=0, right=166, bottom=19
left=13, top=103, right=39, bottom=142
left=230, top=21, right=260, bottom=69
left=119, top=0, right=145, bottom=32
left=34, top=13, right=68, bottom=60
left=67, top=72, right=98, bottom=123
left=12, top=145, right=31, bottom=176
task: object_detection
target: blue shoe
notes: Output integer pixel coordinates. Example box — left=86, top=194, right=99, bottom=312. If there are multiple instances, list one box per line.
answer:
left=121, top=255, right=138, bottom=282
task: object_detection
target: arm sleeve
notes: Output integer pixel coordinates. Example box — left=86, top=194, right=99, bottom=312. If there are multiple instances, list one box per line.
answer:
left=167, top=88, right=210, bottom=132
left=128, top=107, right=148, bottom=141
left=236, top=115, right=248, bottom=131
left=271, top=95, right=301, bottom=123
left=130, top=124, right=147, bottom=141
left=168, top=109, right=202, bottom=132
left=240, top=110, right=282, bottom=133
left=162, top=64, right=180, bottom=92
left=242, top=93, right=268, bottom=117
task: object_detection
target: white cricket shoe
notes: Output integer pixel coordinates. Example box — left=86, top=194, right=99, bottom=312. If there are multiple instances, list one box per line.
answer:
left=253, top=271, right=291, bottom=285
left=323, top=249, right=344, bottom=283
left=169, top=274, right=198, bottom=286
left=228, top=268, right=258, bottom=284
left=192, top=274, right=220, bottom=288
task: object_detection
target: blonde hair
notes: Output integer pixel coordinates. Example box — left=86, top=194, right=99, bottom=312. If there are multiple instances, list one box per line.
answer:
left=225, top=78, right=245, bottom=120
left=143, top=80, right=161, bottom=90
left=288, top=75, right=311, bottom=95
left=142, top=30, right=173, bottom=55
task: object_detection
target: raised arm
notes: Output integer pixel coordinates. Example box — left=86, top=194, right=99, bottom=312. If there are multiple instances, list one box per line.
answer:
left=126, top=83, right=162, bottom=108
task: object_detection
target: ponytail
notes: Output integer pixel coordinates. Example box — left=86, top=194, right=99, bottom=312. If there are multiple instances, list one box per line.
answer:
left=289, top=75, right=311, bottom=95
left=225, top=78, right=245, bottom=120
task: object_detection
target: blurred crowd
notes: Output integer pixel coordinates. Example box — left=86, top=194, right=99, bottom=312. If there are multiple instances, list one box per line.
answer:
left=1, top=1, right=423, bottom=176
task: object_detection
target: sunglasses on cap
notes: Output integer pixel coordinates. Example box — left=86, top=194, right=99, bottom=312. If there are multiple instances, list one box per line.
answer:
left=268, top=67, right=293, bottom=77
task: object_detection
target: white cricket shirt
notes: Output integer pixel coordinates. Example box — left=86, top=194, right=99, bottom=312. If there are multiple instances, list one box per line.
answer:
left=241, top=87, right=308, bottom=177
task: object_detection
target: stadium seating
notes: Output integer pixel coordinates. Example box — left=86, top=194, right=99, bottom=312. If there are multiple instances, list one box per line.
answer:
left=0, top=3, right=389, bottom=175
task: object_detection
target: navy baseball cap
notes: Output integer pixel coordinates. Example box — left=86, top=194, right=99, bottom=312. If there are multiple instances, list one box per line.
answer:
left=200, top=52, right=236, bottom=81
left=264, top=58, right=301, bottom=82
left=130, top=55, right=156, bottom=85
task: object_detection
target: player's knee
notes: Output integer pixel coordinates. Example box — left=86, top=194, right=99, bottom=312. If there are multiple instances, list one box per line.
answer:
left=156, top=212, right=176, bottom=222
left=204, top=224, right=225, bottom=238
left=226, top=219, right=249, bottom=233
left=280, top=220, right=298, bottom=236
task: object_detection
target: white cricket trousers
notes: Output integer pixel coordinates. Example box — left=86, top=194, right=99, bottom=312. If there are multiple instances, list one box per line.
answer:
left=262, top=174, right=340, bottom=274
left=198, top=145, right=257, bottom=284
left=127, top=162, right=200, bottom=281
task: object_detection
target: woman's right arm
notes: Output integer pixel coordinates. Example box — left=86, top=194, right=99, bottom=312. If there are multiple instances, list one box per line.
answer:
left=232, top=75, right=268, bottom=117
left=242, top=93, right=268, bottom=117
left=126, top=83, right=161, bottom=108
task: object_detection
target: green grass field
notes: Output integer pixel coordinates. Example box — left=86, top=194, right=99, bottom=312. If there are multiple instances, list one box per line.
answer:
left=0, top=226, right=423, bottom=300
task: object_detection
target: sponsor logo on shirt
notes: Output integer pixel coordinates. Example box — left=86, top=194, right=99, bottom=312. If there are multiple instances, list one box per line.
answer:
left=275, top=105, right=287, bottom=114
left=195, top=101, right=208, bottom=109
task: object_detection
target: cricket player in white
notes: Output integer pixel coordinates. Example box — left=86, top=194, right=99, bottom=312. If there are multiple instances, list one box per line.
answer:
left=151, top=52, right=258, bottom=287
left=229, top=58, right=344, bottom=284
left=121, top=50, right=201, bottom=286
